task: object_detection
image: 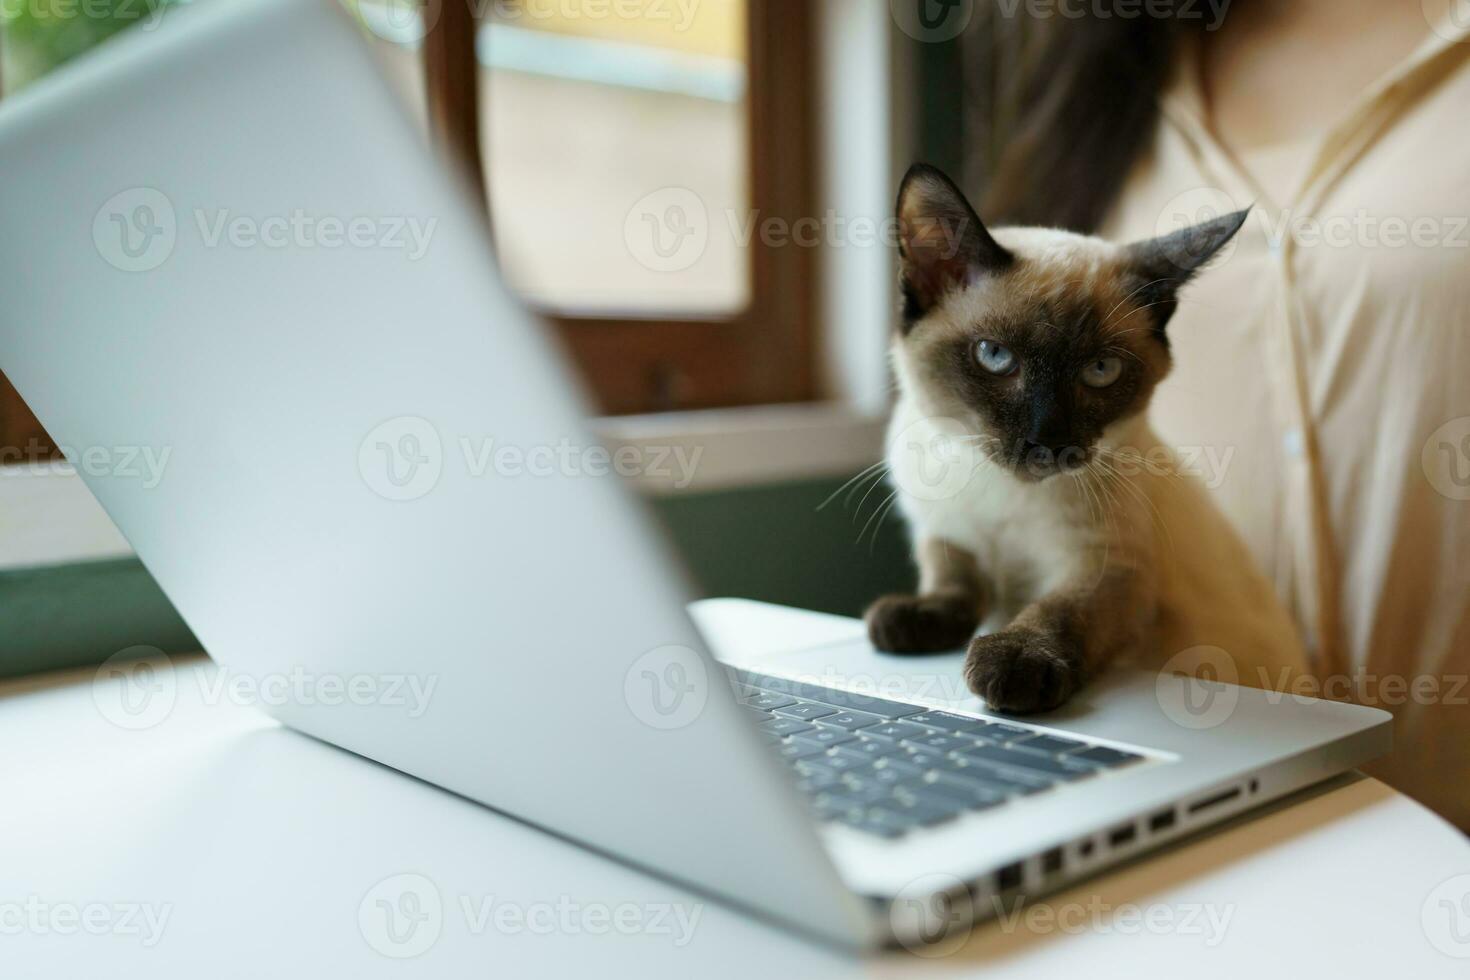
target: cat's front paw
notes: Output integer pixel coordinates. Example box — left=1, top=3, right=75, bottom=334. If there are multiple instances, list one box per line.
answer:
left=865, top=593, right=979, bottom=653
left=964, top=629, right=1081, bottom=714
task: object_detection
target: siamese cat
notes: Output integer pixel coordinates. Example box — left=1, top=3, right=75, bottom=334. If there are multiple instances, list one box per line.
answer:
left=866, top=164, right=1307, bottom=714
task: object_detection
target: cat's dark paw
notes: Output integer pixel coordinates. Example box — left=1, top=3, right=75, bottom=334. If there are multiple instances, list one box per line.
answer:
left=865, top=593, right=979, bottom=653
left=964, top=628, right=1081, bottom=714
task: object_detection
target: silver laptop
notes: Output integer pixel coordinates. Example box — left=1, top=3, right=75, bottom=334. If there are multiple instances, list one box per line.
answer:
left=0, top=0, right=1391, bottom=952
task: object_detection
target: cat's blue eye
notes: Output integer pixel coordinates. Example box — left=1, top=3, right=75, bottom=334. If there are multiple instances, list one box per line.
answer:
left=975, top=340, right=1017, bottom=375
left=1081, top=356, right=1124, bottom=388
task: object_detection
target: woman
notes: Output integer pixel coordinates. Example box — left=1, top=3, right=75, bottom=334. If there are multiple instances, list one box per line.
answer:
left=965, top=0, right=1469, bottom=828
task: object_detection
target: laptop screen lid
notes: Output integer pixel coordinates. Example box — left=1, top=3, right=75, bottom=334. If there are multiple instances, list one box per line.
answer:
left=0, top=0, right=877, bottom=949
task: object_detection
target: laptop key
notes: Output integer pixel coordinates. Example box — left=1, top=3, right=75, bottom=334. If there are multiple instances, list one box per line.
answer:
left=796, top=752, right=869, bottom=776
left=909, top=711, right=994, bottom=734
left=922, top=772, right=1008, bottom=808
left=759, top=717, right=815, bottom=738
left=771, top=701, right=838, bottom=722
left=833, top=740, right=905, bottom=763
left=847, top=810, right=909, bottom=839
left=888, top=789, right=965, bottom=825
left=780, top=737, right=831, bottom=761
left=1010, top=733, right=1089, bottom=755
left=744, top=692, right=797, bottom=711
left=820, top=709, right=886, bottom=731
left=821, top=781, right=891, bottom=806
left=864, top=721, right=935, bottom=742
left=795, top=771, right=839, bottom=793
left=1067, top=745, right=1144, bottom=767
left=900, top=733, right=972, bottom=754
left=872, top=756, right=923, bottom=778
left=970, top=721, right=1032, bottom=742
left=742, top=672, right=925, bottom=719
left=957, top=744, right=1095, bottom=780
left=953, top=759, right=1053, bottom=794
left=804, top=726, right=857, bottom=748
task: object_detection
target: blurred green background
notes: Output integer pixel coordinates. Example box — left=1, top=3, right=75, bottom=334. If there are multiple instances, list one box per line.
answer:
left=0, top=0, right=189, bottom=92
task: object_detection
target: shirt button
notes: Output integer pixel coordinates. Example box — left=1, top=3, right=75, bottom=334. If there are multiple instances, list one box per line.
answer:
left=1283, top=428, right=1305, bottom=458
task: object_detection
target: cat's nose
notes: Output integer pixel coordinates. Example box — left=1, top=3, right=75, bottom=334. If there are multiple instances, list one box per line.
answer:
left=1021, top=440, right=1085, bottom=472
left=1021, top=439, right=1065, bottom=459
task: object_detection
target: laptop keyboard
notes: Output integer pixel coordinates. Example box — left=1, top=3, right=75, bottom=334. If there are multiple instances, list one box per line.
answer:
left=735, top=671, right=1146, bottom=839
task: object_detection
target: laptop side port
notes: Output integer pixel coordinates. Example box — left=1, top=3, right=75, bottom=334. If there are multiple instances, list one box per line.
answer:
left=1187, top=786, right=1242, bottom=815
left=1108, top=823, right=1137, bottom=848
left=1149, top=808, right=1177, bottom=833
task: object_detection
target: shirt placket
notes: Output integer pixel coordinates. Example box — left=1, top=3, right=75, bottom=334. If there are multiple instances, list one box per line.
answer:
left=1162, top=22, right=1470, bottom=677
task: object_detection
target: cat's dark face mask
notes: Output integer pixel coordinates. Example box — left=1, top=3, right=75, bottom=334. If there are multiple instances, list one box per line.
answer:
left=891, top=163, right=1250, bottom=481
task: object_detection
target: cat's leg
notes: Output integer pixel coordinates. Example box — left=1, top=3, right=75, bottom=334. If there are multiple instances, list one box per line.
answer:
left=865, top=537, right=988, bottom=653
left=964, top=566, right=1153, bottom=713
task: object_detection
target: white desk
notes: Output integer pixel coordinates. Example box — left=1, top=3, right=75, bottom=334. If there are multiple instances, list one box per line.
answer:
left=3, top=599, right=1468, bottom=978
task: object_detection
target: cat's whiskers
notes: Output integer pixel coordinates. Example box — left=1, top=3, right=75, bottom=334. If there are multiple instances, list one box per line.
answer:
left=816, top=459, right=888, bottom=512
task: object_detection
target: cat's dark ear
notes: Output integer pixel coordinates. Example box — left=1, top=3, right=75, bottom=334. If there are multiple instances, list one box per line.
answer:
left=895, top=163, right=1013, bottom=331
left=1120, top=207, right=1251, bottom=336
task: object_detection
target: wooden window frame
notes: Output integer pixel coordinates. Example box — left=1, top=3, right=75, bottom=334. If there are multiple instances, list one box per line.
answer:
left=427, top=0, right=818, bottom=416
left=0, top=1, right=821, bottom=456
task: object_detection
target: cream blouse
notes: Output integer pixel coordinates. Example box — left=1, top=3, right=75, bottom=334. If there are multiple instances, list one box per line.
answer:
left=1103, top=18, right=1470, bottom=829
